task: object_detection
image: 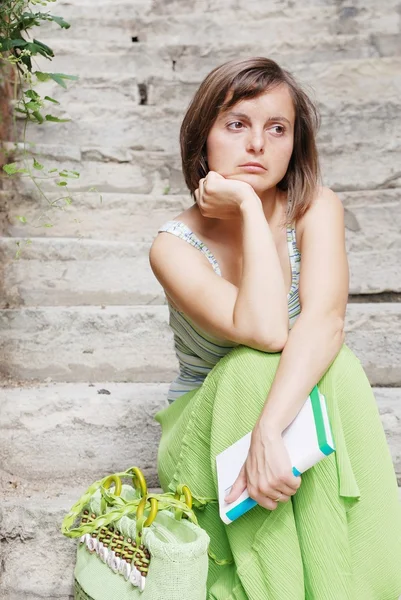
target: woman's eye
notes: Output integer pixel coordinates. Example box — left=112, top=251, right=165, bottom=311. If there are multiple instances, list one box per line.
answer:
left=227, top=121, right=243, bottom=130
left=271, top=125, right=285, bottom=135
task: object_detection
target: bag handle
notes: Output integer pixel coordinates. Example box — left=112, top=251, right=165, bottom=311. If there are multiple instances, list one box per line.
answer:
left=61, top=467, right=200, bottom=539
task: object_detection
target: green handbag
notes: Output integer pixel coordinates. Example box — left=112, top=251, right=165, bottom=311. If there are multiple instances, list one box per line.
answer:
left=62, top=467, right=210, bottom=600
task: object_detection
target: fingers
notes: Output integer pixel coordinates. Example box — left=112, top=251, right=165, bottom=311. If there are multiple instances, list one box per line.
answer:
left=224, top=464, right=247, bottom=504
left=199, top=177, right=205, bottom=196
left=247, top=474, right=302, bottom=511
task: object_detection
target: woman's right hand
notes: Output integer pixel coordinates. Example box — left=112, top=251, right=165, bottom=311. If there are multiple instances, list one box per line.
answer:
left=194, top=171, right=259, bottom=220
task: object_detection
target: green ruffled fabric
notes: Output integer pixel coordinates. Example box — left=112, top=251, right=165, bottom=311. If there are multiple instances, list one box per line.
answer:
left=155, top=344, right=401, bottom=599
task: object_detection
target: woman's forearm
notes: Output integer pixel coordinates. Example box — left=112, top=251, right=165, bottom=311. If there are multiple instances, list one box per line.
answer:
left=258, top=310, right=345, bottom=436
left=233, top=194, right=289, bottom=348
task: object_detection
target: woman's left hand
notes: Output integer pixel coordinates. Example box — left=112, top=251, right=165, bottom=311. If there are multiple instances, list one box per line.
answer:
left=224, top=418, right=302, bottom=510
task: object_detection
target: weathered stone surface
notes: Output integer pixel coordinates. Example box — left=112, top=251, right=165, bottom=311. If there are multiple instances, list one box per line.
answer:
left=0, top=382, right=169, bottom=494
left=0, top=487, right=162, bottom=600
left=29, top=55, right=401, bottom=111
left=37, top=2, right=399, bottom=42
left=0, top=383, right=400, bottom=496
left=34, top=38, right=401, bottom=83
left=1, top=190, right=190, bottom=241
left=0, top=493, right=76, bottom=600
left=344, top=304, right=401, bottom=386
left=0, top=239, right=164, bottom=307
left=12, top=155, right=174, bottom=194
left=0, top=304, right=400, bottom=385
left=133, top=10, right=399, bottom=46
left=147, top=57, right=401, bottom=110
left=0, top=306, right=177, bottom=383
left=148, top=0, right=401, bottom=17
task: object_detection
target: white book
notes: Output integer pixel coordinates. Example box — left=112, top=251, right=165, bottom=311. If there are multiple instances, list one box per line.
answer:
left=216, top=385, right=335, bottom=524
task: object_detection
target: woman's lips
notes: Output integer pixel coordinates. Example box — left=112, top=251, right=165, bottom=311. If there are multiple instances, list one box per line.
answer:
left=239, top=164, right=267, bottom=173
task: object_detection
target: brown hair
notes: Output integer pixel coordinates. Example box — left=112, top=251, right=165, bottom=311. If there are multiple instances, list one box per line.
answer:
left=179, top=57, right=321, bottom=223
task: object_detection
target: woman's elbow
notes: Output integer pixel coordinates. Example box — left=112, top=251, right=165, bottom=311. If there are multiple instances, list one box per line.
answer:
left=256, top=328, right=289, bottom=353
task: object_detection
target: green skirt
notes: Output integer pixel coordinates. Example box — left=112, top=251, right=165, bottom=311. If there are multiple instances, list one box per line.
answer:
left=154, top=344, right=401, bottom=600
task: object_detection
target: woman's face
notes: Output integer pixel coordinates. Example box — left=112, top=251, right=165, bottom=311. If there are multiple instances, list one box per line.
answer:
left=205, top=83, right=295, bottom=196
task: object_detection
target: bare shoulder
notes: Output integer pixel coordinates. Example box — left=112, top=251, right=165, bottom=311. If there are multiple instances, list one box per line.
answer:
left=296, top=186, right=344, bottom=247
left=149, top=205, right=213, bottom=281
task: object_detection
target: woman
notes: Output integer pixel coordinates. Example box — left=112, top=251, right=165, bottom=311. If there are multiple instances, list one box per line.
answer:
left=149, top=57, right=401, bottom=599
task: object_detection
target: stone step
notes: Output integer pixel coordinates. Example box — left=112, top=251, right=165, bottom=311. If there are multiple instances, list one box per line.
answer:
left=1, top=382, right=400, bottom=498
left=0, top=219, right=400, bottom=309
left=49, top=0, right=400, bottom=11
left=0, top=304, right=401, bottom=385
left=31, top=37, right=401, bottom=83
left=5, top=150, right=181, bottom=195
left=0, top=305, right=176, bottom=383
left=34, top=3, right=397, bottom=41
left=29, top=56, right=401, bottom=109
left=0, top=487, right=163, bottom=600
left=129, top=11, right=398, bottom=47
left=0, top=189, right=188, bottom=240
left=0, top=238, right=164, bottom=307
left=147, top=57, right=401, bottom=110
left=0, top=382, right=168, bottom=495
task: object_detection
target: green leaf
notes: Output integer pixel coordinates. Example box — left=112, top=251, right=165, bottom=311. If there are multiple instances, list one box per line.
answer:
left=48, top=168, right=58, bottom=173
left=50, top=72, right=79, bottom=88
left=33, top=38, right=55, bottom=55
left=59, top=170, right=80, bottom=179
left=44, top=95, right=60, bottom=104
left=64, top=197, right=72, bottom=205
left=25, top=100, right=42, bottom=111
left=0, top=38, right=28, bottom=51
left=34, top=72, right=78, bottom=87
left=3, top=163, right=28, bottom=175
left=43, top=223, right=54, bottom=228
left=47, top=15, right=71, bottom=29
left=25, top=41, right=54, bottom=59
left=17, top=216, right=27, bottom=223
left=35, top=71, right=51, bottom=82
left=25, top=89, right=40, bottom=100
left=3, top=163, right=18, bottom=175
left=45, top=114, right=70, bottom=123
left=18, top=12, right=42, bottom=29
left=32, top=110, right=44, bottom=124
left=33, top=158, right=44, bottom=170
left=56, top=181, right=68, bottom=186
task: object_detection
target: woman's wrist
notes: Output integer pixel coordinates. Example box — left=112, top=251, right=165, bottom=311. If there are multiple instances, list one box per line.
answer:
left=257, top=413, right=284, bottom=440
left=239, top=189, right=263, bottom=213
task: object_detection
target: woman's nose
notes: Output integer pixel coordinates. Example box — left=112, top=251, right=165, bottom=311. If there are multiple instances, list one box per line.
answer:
left=246, top=131, right=265, bottom=153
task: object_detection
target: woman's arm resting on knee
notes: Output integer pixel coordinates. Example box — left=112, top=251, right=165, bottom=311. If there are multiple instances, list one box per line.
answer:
left=258, top=186, right=349, bottom=436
